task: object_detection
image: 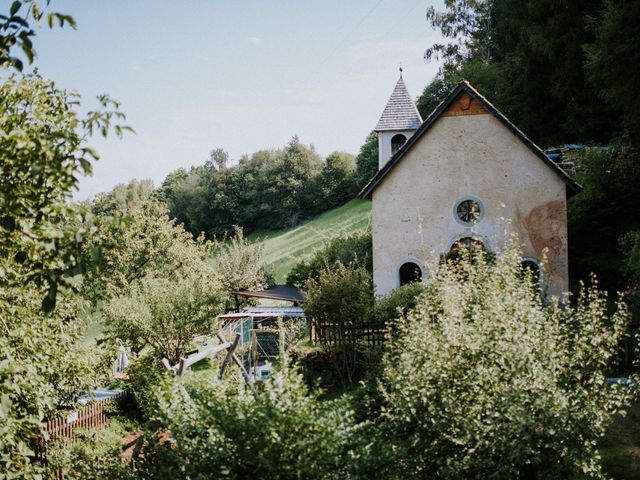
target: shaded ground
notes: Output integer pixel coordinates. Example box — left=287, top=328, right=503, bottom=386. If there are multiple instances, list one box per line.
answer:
left=601, top=401, right=640, bottom=479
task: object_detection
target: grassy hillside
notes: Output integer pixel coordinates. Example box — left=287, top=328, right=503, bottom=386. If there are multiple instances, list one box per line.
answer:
left=248, top=199, right=372, bottom=283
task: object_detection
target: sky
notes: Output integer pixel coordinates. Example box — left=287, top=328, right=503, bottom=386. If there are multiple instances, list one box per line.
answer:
left=30, top=1, right=445, bottom=199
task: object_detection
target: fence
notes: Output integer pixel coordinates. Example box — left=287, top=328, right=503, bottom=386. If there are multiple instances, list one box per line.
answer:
left=314, top=320, right=387, bottom=347
left=33, top=391, right=127, bottom=465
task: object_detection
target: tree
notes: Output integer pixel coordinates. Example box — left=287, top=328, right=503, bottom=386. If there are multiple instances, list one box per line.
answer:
left=211, top=226, right=273, bottom=310
left=0, top=1, right=76, bottom=71
left=415, top=76, right=453, bottom=119
left=128, top=364, right=362, bottom=480
left=207, top=147, right=229, bottom=171
left=354, top=132, right=378, bottom=190
left=287, top=230, right=372, bottom=287
left=0, top=73, right=130, bottom=476
left=304, top=263, right=374, bottom=385
left=318, top=151, right=357, bottom=209
left=585, top=0, right=640, bottom=146
left=83, top=196, right=214, bottom=303
left=377, top=241, right=637, bottom=478
left=103, top=273, right=223, bottom=364
left=423, top=0, right=619, bottom=146
left=568, top=146, right=640, bottom=291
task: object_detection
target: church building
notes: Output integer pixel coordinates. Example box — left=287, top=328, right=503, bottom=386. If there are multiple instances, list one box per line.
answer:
left=359, top=74, right=581, bottom=297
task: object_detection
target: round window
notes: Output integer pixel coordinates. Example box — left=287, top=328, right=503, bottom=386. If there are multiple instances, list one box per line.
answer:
left=455, top=197, right=483, bottom=225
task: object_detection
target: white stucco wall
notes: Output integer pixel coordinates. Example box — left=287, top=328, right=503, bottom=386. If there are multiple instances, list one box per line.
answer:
left=377, top=129, right=417, bottom=169
left=371, top=113, right=569, bottom=297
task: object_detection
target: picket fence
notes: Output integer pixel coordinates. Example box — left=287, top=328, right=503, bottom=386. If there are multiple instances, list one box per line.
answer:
left=33, top=392, right=127, bottom=470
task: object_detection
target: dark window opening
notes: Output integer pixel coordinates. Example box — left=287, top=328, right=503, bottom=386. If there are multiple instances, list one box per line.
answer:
left=391, top=134, right=407, bottom=155
left=399, top=261, right=422, bottom=286
left=450, top=237, right=486, bottom=252
left=520, top=259, right=541, bottom=286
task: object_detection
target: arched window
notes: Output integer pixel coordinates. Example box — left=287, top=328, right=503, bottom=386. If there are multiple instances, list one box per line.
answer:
left=399, top=261, right=422, bottom=286
left=520, top=258, right=542, bottom=288
left=450, top=236, right=486, bottom=252
left=391, top=134, right=407, bottom=155
left=445, top=236, right=489, bottom=264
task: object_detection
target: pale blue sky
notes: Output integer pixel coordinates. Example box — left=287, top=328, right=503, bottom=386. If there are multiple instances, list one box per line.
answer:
left=30, top=1, right=444, bottom=199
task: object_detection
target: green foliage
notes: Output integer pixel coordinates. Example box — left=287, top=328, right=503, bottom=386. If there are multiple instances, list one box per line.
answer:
left=134, top=364, right=363, bottom=480
left=569, top=146, right=640, bottom=290
left=304, top=263, right=374, bottom=386
left=415, top=76, right=453, bottom=119
left=0, top=74, right=130, bottom=311
left=83, top=196, right=214, bottom=303
left=287, top=229, right=372, bottom=286
left=48, top=413, right=141, bottom=479
left=372, top=282, right=425, bottom=327
left=211, top=226, right=273, bottom=307
left=585, top=0, right=640, bottom=146
left=0, top=1, right=76, bottom=71
left=160, top=136, right=342, bottom=238
left=303, top=263, right=374, bottom=333
left=103, top=274, right=223, bottom=364
left=317, top=151, right=357, bottom=210
left=620, top=230, right=640, bottom=289
left=0, top=287, right=97, bottom=477
left=252, top=199, right=371, bottom=283
left=128, top=355, right=171, bottom=420
left=354, top=131, right=378, bottom=190
left=377, top=241, right=638, bottom=478
left=422, top=0, right=621, bottom=146
left=0, top=72, right=129, bottom=476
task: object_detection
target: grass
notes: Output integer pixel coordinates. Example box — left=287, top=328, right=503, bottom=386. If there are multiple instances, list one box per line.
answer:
left=248, top=199, right=372, bottom=283
left=601, top=401, right=640, bottom=479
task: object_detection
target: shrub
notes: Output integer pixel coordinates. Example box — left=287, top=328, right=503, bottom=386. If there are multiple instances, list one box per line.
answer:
left=304, top=263, right=374, bottom=386
left=128, top=355, right=171, bottom=420
left=134, top=363, right=363, bottom=479
left=377, top=241, right=638, bottom=478
left=48, top=415, right=140, bottom=479
left=372, top=282, right=425, bottom=327
left=287, top=230, right=372, bottom=287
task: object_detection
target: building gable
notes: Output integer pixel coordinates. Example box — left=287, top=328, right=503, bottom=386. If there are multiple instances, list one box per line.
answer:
left=359, top=81, right=581, bottom=199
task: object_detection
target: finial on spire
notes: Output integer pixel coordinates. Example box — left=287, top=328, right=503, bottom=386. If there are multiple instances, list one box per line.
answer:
left=399, top=63, right=403, bottom=79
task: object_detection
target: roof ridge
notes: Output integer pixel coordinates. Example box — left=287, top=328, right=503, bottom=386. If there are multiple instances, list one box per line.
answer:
left=360, top=80, right=581, bottom=198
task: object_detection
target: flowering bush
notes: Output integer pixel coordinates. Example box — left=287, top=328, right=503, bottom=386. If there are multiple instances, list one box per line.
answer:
left=378, top=241, right=638, bottom=478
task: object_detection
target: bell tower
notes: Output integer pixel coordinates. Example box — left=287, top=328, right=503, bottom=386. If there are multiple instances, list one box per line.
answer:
left=375, top=68, right=422, bottom=169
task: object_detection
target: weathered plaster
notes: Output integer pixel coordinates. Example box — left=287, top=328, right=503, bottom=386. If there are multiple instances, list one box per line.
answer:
left=371, top=112, right=569, bottom=297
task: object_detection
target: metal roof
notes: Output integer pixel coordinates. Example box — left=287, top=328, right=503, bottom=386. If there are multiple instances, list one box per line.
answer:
left=361, top=80, right=582, bottom=199
left=375, top=76, right=423, bottom=132
left=233, top=285, right=305, bottom=303
left=219, top=306, right=305, bottom=320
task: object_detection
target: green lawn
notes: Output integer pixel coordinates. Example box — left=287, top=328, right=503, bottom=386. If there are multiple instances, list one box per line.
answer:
left=248, top=199, right=372, bottom=283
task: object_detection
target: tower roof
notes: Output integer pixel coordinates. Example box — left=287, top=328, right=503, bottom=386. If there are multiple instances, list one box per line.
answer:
left=360, top=80, right=581, bottom=199
left=375, top=75, right=423, bottom=131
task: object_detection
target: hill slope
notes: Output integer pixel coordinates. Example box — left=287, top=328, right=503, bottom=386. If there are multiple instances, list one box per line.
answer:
left=248, top=199, right=372, bottom=283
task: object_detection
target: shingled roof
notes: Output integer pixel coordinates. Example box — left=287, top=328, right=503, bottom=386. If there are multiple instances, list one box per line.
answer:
left=361, top=80, right=582, bottom=199
left=375, top=75, right=422, bottom=131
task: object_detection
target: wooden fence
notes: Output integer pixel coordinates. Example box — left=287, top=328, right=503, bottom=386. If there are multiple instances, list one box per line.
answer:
left=33, top=391, right=127, bottom=465
left=313, top=320, right=387, bottom=347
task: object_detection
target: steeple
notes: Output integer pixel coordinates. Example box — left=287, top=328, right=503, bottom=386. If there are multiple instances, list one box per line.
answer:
left=375, top=71, right=422, bottom=169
